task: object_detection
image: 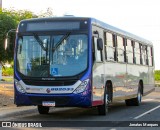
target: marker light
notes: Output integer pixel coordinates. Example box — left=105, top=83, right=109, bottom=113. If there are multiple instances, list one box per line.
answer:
left=14, top=79, right=26, bottom=93
left=73, top=79, right=89, bottom=94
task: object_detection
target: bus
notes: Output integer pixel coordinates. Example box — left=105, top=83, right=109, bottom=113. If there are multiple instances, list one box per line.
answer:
left=12, top=17, right=154, bottom=115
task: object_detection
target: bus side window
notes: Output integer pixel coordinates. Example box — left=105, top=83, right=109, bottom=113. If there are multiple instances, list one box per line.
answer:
left=141, top=45, right=147, bottom=65
left=148, top=46, right=153, bottom=66
left=134, top=42, right=140, bottom=64
left=117, top=36, right=124, bottom=62
left=105, top=32, right=115, bottom=61
left=93, top=37, right=102, bottom=62
left=126, top=39, right=133, bottom=64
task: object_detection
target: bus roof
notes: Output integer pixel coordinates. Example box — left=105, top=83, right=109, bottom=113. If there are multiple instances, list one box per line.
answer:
left=91, top=18, right=152, bottom=46
left=20, top=17, right=152, bottom=46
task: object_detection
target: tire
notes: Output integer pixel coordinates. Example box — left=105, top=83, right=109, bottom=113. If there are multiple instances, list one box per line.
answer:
left=125, top=83, right=142, bottom=106
left=37, top=105, right=49, bottom=114
left=98, top=85, right=110, bottom=115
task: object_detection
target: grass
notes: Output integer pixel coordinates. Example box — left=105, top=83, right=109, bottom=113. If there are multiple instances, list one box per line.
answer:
left=2, top=67, right=13, bottom=76
left=1, top=77, right=13, bottom=82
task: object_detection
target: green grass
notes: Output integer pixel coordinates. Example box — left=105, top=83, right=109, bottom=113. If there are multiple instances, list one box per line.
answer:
left=1, top=77, right=13, bottom=82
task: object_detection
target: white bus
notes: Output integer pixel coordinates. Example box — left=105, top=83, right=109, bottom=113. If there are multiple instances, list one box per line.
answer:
left=12, top=17, right=154, bottom=115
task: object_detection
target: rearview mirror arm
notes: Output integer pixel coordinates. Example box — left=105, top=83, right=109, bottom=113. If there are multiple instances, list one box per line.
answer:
left=4, top=29, right=17, bottom=50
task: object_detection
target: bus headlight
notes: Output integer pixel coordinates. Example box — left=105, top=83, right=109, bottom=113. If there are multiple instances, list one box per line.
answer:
left=14, top=79, right=26, bottom=93
left=73, top=79, right=89, bottom=94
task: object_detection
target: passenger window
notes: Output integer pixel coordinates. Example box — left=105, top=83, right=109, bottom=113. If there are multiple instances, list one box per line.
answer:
left=126, top=39, right=133, bottom=63
left=148, top=46, right=153, bottom=66
left=134, top=42, right=140, bottom=64
left=105, top=32, right=115, bottom=61
left=141, top=45, right=147, bottom=65
left=117, top=36, right=124, bottom=62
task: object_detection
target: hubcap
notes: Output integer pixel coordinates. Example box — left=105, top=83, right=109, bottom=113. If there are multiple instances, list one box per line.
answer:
left=138, top=91, right=142, bottom=103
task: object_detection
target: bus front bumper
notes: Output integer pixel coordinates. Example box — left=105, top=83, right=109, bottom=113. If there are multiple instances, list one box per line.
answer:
left=15, top=92, right=92, bottom=107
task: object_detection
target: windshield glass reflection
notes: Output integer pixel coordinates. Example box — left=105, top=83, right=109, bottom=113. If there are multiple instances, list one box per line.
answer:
left=17, top=34, right=88, bottom=77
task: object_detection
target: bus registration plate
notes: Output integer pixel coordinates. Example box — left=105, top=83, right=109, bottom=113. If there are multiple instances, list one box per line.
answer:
left=42, top=101, right=55, bottom=106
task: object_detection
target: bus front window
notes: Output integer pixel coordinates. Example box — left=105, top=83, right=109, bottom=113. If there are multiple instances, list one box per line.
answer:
left=17, top=34, right=88, bottom=77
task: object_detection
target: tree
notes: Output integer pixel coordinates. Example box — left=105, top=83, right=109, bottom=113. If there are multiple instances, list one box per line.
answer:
left=0, top=9, right=37, bottom=63
left=0, top=8, right=55, bottom=63
left=38, top=7, right=54, bottom=18
left=0, top=9, right=16, bottom=62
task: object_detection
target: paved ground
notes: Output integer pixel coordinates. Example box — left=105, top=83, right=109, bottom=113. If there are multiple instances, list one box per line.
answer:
left=0, top=91, right=160, bottom=130
left=0, top=82, right=14, bottom=107
left=0, top=81, right=160, bottom=129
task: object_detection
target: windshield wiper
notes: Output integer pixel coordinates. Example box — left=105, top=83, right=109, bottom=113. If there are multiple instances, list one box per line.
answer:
left=52, top=32, right=71, bottom=52
left=33, top=33, right=47, bottom=51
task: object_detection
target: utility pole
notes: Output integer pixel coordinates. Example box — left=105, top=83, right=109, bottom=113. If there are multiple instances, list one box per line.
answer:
left=0, top=0, right=2, bottom=9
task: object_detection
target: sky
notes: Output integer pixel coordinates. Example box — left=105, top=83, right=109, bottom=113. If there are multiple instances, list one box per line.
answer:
left=2, top=0, right=160, bottom=70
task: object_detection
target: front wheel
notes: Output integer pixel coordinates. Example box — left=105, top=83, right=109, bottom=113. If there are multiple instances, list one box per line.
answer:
left=97, top=87, right=109, bottom=115
left=37, top=105, right=50, bottom=114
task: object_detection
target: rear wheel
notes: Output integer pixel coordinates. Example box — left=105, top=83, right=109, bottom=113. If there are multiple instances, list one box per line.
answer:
left=37, top=105, right=49, bottom=114
left=125, top=83, right=142, bottom=106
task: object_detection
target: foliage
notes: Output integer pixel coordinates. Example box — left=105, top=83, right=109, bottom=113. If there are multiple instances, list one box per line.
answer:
left=0, top=8, right=55, bottom=63
left=38, top=7, right=54, bottom=18
left=155, top=70, right=160, bottom=81
left=2, top=67, right=14, bottom=76
left=0, top=9, right=17, bottom=62
left=0, top=9, right=37, bottom=63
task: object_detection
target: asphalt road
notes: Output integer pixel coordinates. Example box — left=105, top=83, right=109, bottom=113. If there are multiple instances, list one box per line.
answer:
left=0, top=91, right=160, bottom=130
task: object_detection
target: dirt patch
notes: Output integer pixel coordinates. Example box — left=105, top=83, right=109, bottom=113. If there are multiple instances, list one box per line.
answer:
left=0, top=84, right=15, bottom=107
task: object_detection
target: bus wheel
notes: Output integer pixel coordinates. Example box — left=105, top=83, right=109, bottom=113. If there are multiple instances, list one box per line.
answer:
left=97, top=86, right=109, bottom=115
left=125, top=83, right=142, bottom=106
left=37, top=105, right=49, bottom=114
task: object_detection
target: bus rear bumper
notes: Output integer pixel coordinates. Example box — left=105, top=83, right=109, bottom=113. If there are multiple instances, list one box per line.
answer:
left=15, top=92, right=92, bottom=107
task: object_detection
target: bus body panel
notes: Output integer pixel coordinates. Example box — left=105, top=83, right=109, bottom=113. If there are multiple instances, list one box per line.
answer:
left=92, top=63, right=105, bottom=105
left=15, top=91, right=92, bottom=107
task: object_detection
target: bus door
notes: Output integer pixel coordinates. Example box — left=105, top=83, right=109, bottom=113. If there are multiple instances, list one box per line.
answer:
left=92, top=36, right=105, bottom=104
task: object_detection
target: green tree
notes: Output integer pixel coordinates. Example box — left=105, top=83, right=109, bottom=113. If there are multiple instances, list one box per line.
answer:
left=38, top=7, right=54, bottom=17
left=0, top=9, right=37, bottom=63
left=0, top=8, right=55, bottom=63
left=0, top=9, right=17, bottom=62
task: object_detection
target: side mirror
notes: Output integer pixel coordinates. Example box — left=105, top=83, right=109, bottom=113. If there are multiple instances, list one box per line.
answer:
left=97, top=38, right=103, bottom=50
left=4, top=29, right=16, bottom=50
left=4, top=38, right=8, bottom=50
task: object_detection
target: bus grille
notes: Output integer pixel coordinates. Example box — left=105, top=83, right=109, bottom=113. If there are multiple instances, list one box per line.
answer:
left=23, top=79, right=77, bottom=86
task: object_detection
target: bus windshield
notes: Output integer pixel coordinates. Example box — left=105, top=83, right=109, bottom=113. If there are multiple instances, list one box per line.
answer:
left=17, top=33, right=88, bottom=77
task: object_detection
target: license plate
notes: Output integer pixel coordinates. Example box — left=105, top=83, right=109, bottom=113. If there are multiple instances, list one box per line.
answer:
left=42, top=101, right=55, bottom=106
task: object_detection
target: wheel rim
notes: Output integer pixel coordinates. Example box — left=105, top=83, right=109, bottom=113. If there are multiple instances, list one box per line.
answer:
left=137, top=90, right=142, bottom=103
left=105, top=94, right=109, bottom=104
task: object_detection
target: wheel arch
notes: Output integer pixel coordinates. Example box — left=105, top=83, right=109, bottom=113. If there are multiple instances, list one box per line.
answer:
left=105, top=80, right=113, bottom=102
